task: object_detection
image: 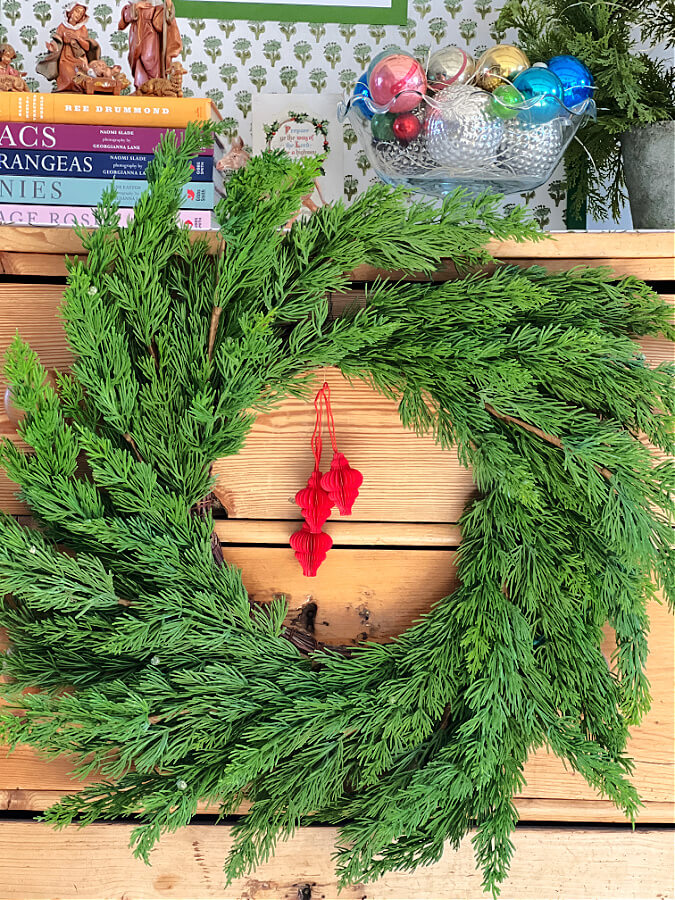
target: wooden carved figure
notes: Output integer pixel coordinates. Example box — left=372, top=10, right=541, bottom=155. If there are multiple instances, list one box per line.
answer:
left=134, top=60, right=186, bottom=97
left=118, top=0, right=182, bottom=92
left=36, top=3, right=101, bottom=92
left=215, top=136, right=251, bottom=174
left=0, top=44, right=28, bottom=92
left=72, top=59, right=130, bottom=95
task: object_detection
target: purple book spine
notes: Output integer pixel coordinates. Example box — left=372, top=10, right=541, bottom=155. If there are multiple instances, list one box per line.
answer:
left=0, top=122, right=213, bottom=155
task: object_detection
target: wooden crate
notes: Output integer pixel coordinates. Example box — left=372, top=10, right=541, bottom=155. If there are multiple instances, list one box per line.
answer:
left=0, top=227, right=673, bottom=900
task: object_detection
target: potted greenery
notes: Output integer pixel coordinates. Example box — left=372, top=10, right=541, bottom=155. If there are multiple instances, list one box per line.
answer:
left=497, top=0, right=675, bottom=228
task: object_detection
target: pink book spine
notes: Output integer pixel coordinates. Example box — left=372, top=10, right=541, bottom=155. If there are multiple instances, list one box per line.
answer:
left=0, top=122, right=213, bottom=155
left=0, top=204, right=213, bottom=230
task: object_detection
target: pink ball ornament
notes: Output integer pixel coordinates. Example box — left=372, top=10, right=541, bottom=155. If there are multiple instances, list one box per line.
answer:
left=369, top=53, right=427, bottom=113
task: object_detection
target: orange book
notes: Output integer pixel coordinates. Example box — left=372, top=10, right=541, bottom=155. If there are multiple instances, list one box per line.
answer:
left=0, top=93, right=220, bottom=128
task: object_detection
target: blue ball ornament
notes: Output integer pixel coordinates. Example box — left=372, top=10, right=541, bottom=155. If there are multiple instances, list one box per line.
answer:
left=547, top=54, right=594, bottom=109
left=513, top=67, right=564, bottom=124
left=353, top=73, right=374, bottom=119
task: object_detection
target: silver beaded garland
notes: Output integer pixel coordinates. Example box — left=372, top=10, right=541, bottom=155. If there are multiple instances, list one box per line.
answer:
left=500, top=118, right=565, bottom=178
left=423, top=83, right=503, bottom=172
left=372, top=134, right=436, bottom=175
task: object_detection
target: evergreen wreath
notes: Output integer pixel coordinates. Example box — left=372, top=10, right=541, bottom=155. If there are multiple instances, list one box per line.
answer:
left=0, top=123, right=673, bottom=897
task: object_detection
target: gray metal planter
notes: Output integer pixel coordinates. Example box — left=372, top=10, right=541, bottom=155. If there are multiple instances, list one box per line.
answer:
left=621, top=121, right=675, bottom=229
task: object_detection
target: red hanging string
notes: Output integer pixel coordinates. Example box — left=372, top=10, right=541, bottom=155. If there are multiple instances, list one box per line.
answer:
left=294, top=383, right=333, bottom=534
left=320, top=381, right=364, bottom=517
left=311, top=384, right=326, bottom=469
left=322, top=382, right=338, bottom=454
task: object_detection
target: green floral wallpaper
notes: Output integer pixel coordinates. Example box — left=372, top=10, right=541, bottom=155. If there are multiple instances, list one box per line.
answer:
left=1, top=0, right=571, bottom=227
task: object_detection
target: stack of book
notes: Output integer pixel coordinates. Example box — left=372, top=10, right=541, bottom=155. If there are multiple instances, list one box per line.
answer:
left=0, top=93, right=221, bottom=229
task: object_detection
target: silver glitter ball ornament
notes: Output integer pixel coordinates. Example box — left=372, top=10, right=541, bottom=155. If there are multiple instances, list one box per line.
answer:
left=500, top=118, right=564, bottom=178
left=424, top=83, right=503, bottom=172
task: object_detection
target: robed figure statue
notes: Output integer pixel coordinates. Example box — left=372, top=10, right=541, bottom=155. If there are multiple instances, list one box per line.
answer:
left=118, top=0, right=182, bottom=91
left=36, top=3, right=101, bottom=92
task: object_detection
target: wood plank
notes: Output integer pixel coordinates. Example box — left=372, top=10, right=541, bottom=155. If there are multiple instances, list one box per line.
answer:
left=502, top=231, right=675, bottom=258
left=0, top=821, right=671, bottom=900
left=0, top=251, right=69, bottom=278
left=215, top=520, right=463, bottom=547
left=333, top=289, right=675, bottom=318
left=1, top=226, right=673, bottom=259
left=1, top=342, right=672, bottom=520
left=2, top=789, right=673, bottom=824
left=507, top=256, right=675, bottom=279
left=0, top=285, right=71, bottom=391
left=639, top=335, right=675, bottom=366
left=228, top=546, right=458, bottom=646
left=512, top=798, right=674, bottom=823
left=0, top=420, right=29, bottom=515
left=212, top=369, right=476, bottom=524
left=239, top=545, right=448, bottom=642
left=350, top=257, right=675, bottom=281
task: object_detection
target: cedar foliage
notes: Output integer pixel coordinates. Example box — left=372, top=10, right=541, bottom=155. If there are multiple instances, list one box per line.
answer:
left=0, top=125, right=673, bottom=896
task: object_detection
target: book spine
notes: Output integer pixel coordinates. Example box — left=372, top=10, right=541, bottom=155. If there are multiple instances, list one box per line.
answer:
left=0, top=122, right=214, bottom=155
left=0, top=204, right=212, bottom=229
left=0, top=176, right=213, bottom=209
left=0, top=94, right=216, bottom=128
left=0, top=149, right=213, bottom=181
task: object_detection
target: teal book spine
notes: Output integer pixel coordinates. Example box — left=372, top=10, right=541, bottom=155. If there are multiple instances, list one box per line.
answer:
left=0, top=175, right=213, bottom=209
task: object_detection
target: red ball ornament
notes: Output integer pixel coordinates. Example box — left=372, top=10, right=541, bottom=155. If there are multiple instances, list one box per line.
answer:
left=289, top=523, right=333, bottom=578
left=295, top=469, right=332, bottom=533
left=321, top=452, right=364, bottom=517
left=369, top=53, right=427, bottom=113
left=393, top=112, right=422, bottom=143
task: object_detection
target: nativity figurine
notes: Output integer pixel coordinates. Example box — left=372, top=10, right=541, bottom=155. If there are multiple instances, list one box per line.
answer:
left=36, top=3, right=101, bottom=92
left=72, top=59, right=130, bottom=94
left=0, top=44, right=28, bottom=92
left=134, top=60, right=186, bottom=97
left=118, top=0, right=182, bottom=93
left=215, top=137, right=251, bottom=175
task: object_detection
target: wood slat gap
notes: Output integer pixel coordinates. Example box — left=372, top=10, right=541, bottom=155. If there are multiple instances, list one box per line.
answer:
left=214, top=520, right=462, bottom=548
left=0, top=790, right=673, bottom=824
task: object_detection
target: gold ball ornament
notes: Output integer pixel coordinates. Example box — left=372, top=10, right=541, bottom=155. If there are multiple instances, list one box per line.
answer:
left=474, top=44, right=530, bottom=92
left=427, top=46, right=475, bottom=90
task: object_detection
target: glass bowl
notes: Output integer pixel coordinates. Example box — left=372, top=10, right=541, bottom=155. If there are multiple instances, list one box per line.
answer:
left=339, top=84, right=596, bottom=198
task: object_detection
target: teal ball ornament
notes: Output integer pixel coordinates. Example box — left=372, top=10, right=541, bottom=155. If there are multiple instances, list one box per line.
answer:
left=353, top=73, right=374, bottom=120
left=371, top=112, right=397, bottom=142
left=489, top=83, right=524, bottom=119
left=513, top=67, right=564, bottom=124
left=547, top=55, right=594, bottom=109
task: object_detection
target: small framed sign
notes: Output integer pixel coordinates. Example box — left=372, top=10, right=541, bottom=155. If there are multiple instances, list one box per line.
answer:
left=252, top=93, right=343, bottom=211
left=174, top=0, right=407, bottom=25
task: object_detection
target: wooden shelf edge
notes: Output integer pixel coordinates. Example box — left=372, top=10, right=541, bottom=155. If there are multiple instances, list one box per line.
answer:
left=1, top=225, right=673, bottom=261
